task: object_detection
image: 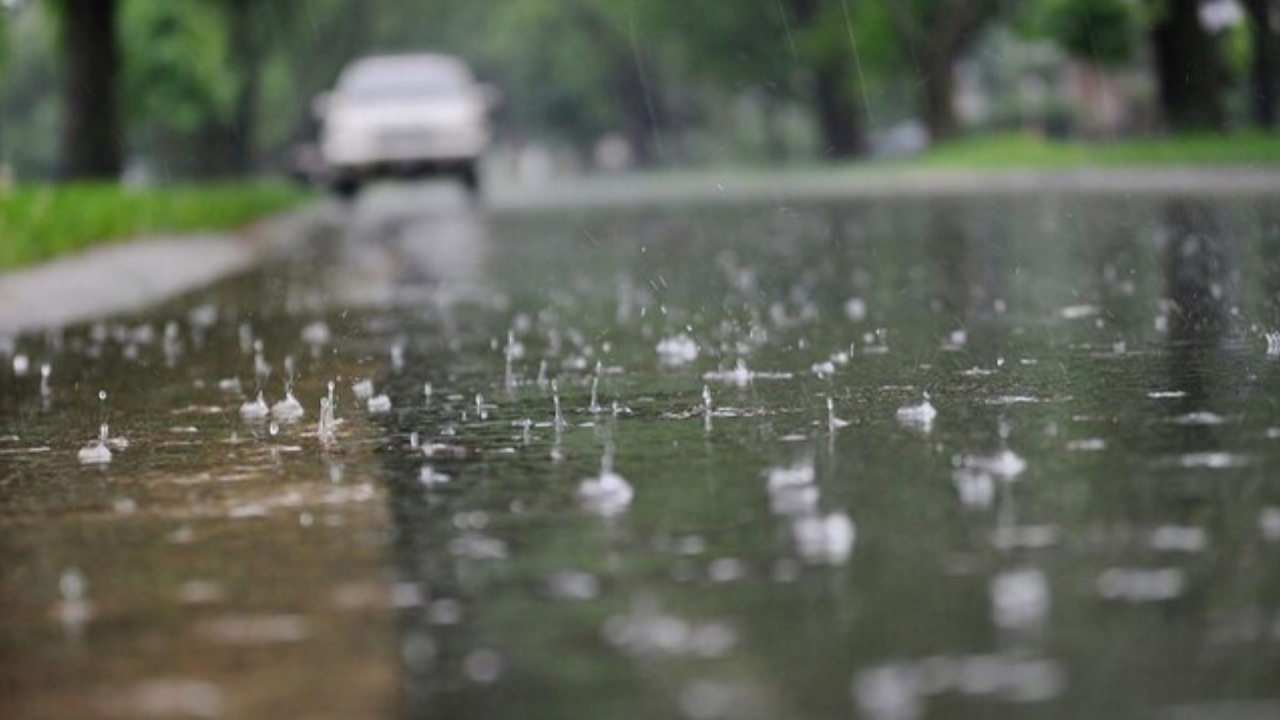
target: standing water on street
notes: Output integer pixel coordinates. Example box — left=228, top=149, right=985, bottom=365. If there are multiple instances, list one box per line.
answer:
left=4, top=186, right=1280, bottom=719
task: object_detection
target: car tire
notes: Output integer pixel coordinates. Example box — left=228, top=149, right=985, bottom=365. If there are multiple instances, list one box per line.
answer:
left=332, top=177, right=361, bottom=201
left=459, top=163, right=481, bottom=197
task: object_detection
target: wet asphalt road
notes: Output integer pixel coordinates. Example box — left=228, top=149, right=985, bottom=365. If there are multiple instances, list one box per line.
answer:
left=4, top=176, right=1280, bottom=719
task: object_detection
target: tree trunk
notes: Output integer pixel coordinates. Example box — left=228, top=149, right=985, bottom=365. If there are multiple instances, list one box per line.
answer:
left=787, top=0, right=863, bottom=159
left=615, top=47, right=663, bottom=167
left=1151, top=0, right=1226, bottom=133
left=1244, top=0, right=1279, bottom=130
left=226, top=0, right=261, bottom=174
left=760, top=90, right=788, bottom=163
left=812, top=60, right=862, bottom=159
left=921, top=54, right=958, bottom=142
left=59, top=0, right=122, bottom=180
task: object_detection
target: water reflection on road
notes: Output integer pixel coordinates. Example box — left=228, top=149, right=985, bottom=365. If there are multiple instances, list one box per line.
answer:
left=3, top=182, right=1280, bottom=720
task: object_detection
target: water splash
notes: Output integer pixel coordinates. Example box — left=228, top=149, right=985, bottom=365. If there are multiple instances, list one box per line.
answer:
left=390, top=341, right=406, bottom=373
left=552, top=379, right=566, bottom=429
left=589, top=376, right=602, bottom=414
left=271, top=390, right=304, bottom=423
left=990, top=567, right=1049, bottom=631
left=318, top=381, right=339, bottom=447
left=367, top=392, right=392, bottom=414
left=576, top=447, right=633, bottom=516
left=792, top=511, right=856, bottom=565
left=270, top=357, right=304, bottom=422
left=56, top=567, right=93, bottom=637
left=1096, top=567, right=1186, bottom=602
left=77, top=390, right=114, bottom=464
left=827, top=397, right=850, bottom=430
left=656, top=333, right=699, bottom=367
left=895, top=393, right=937, bottom=429
left=252, top=339, right=271, bottom=387
left=239, top=391, right=269, bottom=422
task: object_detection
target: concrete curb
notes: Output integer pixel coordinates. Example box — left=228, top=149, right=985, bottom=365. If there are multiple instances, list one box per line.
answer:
left=0, top=201, right=335, bottom=336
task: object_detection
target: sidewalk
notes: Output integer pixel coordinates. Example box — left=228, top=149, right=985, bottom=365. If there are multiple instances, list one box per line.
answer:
left=0, top=203, right=334, bottom=336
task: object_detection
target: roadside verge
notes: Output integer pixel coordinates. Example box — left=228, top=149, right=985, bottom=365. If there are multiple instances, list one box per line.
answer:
left=0, top=202, right=334, bottom=336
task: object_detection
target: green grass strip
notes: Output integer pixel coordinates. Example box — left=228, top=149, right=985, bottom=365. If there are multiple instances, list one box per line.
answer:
left=0, top=182, right=310, bottom=271
left=910, top=132, right=1280, bottom=169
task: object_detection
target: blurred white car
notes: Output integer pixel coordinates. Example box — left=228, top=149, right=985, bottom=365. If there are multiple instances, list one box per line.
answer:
left=317, top=53, right=494, bottom=197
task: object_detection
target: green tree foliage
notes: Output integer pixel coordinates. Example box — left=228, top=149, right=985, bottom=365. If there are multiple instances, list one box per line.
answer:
left=1151, top=0, right=1227, bottom=132
left=1038, top=0, right=1141, bottom=68
left=122, top=0, right=234, bottom=135
left=1020, top=0, right=1143, bottom=69
left=52, top=0, right=122, bottom=179
left=882, top=0, right=1001, bottom=142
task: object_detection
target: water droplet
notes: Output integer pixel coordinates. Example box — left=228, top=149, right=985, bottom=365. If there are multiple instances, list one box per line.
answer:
left=895, top=394, right=936, bottom=430
left=463, top=648, right=503, bottom=683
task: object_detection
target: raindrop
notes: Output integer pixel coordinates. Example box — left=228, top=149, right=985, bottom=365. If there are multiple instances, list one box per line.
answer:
left=792, top=511, right=856, bottom=565
left=844, top=297, right=868, bottom=322
left=56, top=567, right=93, bottom=635
left=589, top=376, right=601, bottom=414
left=990, top=567, right=1049, bottom=631
left=463, top=648, right=503, bottom=684
left=390, top=341, right=405, bottom=373
left=552, top=379, right=565, bottom=429
left=852, top=664, right=922, bottom=720
left=1096, top=567, right=1186, bottom=602
left=239, top=391, right=269, bottom=422
left=1267, top=331, right=1280, bottom=356
left=656, top=333, right=699, bottom=367
left=827, top=397, right=850, bottom=430
left=271, top=390, right=304, bottom=422
left=577, top=449, right=633, bottom=516
left=1260, top=507, right=1280, bottom=542
left=301, top=321, right=332, bottom=348
left=78, top=390, right=114, bottom=464
left=367, top=393, right=392, bottom=414
left=545, top=570, right=600, bottom=601
left=895, top=393, right=937, bottom=429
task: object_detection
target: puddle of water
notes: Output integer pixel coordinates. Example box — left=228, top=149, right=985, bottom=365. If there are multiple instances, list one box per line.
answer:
left=4, top=188, right=1280, bottom=718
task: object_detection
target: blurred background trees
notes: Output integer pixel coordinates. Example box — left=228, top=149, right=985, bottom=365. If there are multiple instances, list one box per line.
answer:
left=0, top=0, right=1275, bottom=182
